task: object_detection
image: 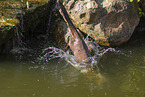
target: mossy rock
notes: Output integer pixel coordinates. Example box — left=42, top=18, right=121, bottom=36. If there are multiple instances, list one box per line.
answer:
left=0, top=0, right=56, bottom=54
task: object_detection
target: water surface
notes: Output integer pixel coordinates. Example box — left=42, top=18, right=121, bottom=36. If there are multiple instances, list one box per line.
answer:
left=0, top=32, right=145, bottom=97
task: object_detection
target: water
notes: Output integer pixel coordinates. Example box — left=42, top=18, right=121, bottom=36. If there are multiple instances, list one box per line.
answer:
left=1, top=0, right=144, bottom=96
left=0, top=32, right=145, bottom=97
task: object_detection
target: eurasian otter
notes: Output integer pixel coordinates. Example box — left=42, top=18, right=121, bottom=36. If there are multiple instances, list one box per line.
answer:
left=57, top=0, right=91, bottom=63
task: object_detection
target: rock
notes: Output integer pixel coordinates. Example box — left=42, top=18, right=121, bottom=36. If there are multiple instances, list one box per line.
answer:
left=61, top=0, right=140, bottom=46
left=140, top=0, right=145, bottom=14
left=0, top=0, right=55, bottom=54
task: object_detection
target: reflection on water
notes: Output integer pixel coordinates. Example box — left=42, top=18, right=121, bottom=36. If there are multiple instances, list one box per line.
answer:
left=0, top=35, right=145, bottom=97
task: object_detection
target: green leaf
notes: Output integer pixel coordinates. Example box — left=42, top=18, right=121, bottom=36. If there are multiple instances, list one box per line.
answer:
left=138, top=7, right=142, bottom=12
left=139, top=12, right=142, bottom=17
left=130, top=0, right=133, bottom=2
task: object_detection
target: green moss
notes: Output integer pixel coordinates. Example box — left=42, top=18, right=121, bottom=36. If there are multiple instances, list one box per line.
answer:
left=0, top=0, right=49, bottom=54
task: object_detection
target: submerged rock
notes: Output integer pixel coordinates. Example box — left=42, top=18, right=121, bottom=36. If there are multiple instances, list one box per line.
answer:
left=60, top=0, right=140, bottom=46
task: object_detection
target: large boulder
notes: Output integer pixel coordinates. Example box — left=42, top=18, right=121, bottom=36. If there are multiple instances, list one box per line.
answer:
left=61, top=0, right=140, bottom=46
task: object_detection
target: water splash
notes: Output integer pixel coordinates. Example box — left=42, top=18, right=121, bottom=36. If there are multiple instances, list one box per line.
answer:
left=11, top=38, right=131, bottom=86
left=37, top=47, right=66, bottom=62
left=35, top=40, right=118, bottom=73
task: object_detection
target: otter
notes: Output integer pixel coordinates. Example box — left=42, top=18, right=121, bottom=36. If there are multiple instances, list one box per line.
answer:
left=57, top=0, right=91, bottom=63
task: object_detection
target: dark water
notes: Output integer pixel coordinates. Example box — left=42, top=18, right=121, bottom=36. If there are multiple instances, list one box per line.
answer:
left=0, top=32, right=145, bottom=97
